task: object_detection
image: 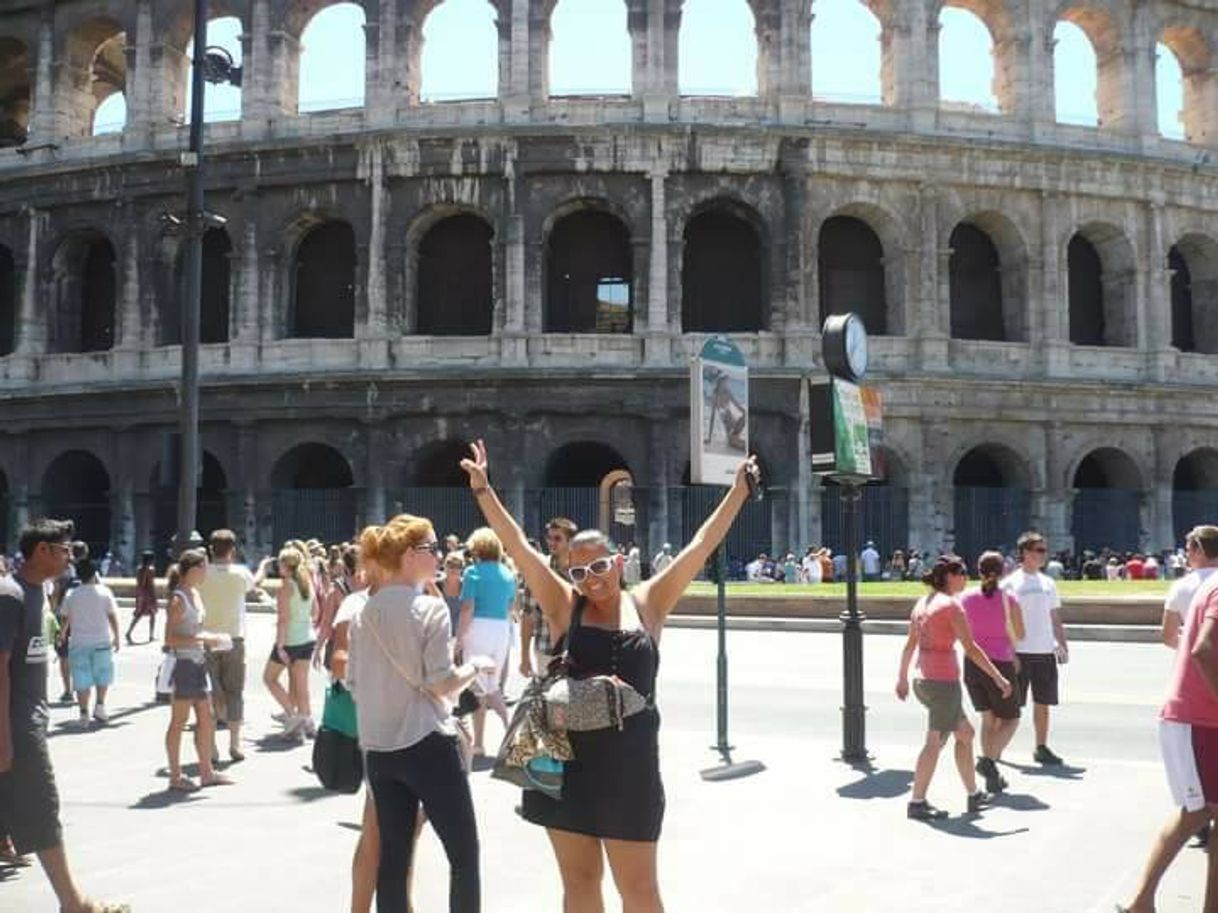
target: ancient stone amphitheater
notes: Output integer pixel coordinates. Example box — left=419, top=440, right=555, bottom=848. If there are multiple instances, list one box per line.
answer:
left=0, top=0, right=1216, bottom=568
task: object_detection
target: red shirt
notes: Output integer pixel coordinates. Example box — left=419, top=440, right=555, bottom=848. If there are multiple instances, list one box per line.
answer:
left=1162, top=577, right=1218, bottom=728
left=912, top=594, right=962, bottom=682
left=1126, top=559, right=1145, bottom=580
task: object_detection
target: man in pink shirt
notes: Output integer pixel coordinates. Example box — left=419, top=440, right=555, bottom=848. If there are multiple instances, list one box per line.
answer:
left=1119, top=525, right=1218, bottom=913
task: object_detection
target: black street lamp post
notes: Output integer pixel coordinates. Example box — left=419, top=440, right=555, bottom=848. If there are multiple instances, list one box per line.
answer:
left=839, top=482, right=868, bottom=762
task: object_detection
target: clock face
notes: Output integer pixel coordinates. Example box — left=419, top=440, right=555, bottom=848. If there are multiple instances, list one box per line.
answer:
left=845, top=316, right=868, bottom=379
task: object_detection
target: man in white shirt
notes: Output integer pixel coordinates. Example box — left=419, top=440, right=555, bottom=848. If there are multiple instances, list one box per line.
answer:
left=801, top=549, right=823, bottom=584
left=1001, top=530, right=1070, bottom=766
left=860, top=542, right=881, bottom=582
left=745, top=554, right=769, bottom=583
left=651, top=543, right=674, bottom=576
left=197, top=529, right=266, bottom=763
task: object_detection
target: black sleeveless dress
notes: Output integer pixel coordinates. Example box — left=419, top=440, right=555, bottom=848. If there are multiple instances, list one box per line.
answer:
left=520, top=600, right=664, bottom=842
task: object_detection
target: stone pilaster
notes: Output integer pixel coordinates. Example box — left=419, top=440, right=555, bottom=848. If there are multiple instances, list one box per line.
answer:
left=644, top=167, right=669, bottom=365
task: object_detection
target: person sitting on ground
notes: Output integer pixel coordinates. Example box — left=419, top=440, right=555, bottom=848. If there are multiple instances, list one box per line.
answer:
left=897, top=555, right=1012, bottom=820
left=59, top=557, right=120, bottom=729
left=745, top=553, right=768, bottom=582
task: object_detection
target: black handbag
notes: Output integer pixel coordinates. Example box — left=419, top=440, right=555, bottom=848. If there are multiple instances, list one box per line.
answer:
left=313, top=727, right=364, bottom=794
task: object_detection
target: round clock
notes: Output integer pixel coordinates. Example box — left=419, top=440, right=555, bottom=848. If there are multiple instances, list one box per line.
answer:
left=821, top=313, right=869, bottom=382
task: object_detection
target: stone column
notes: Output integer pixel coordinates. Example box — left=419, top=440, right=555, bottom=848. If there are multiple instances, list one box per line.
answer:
left=779, top=0, right=811, bottom=121
left=234, top=215, right=260, bottom=343
left=754, top=5, right=782, bottom=107
left=17, top=208, right=45, bottom=355
left=362, top=0, right=393, bottom=126
left=661, top=0, right=680, bottom=99
left=640, top=0, right=670, bottom=122
left=360, top=142, right=389, bottom=339
left=117, top=231, right=142, bottom=349
left=920, top=418, right=952, bottom=552
left=892, top=4, right=938, bottom=132
left=644, top=167, right=669, bottom=366
left=1028, top=28, right=1056, bottom=140
left=646, top=416, right=670, bottom=565
left=527, top=5, right=551, bottom=105
left=241, top=0, right=296, bottom=131
left=501, top=0, right=530, bottom=121
left=365, top=424, right=387, bottom=524
left=1043, top=422, right=1072, bottom=552
left=1039, top=192, right=1069, bottom=377
left=112, top=463, right=137, bottom=568
left=914, top=185, right=948, bottom=367
left=1128, top=9, right=1159, bottom=146
left=27, top=10, right=55, bottom=142
left=1145, top=200, right=1173, bottom=381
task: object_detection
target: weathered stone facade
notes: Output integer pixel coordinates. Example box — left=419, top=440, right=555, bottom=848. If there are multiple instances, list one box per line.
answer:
left=1, top=0, right=1217, bottom=564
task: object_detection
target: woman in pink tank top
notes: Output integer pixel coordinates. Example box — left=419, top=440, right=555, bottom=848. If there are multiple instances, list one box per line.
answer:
left=896, top=555, right=1013, bottom=821
left=960, top=551, right=1026, bottom=794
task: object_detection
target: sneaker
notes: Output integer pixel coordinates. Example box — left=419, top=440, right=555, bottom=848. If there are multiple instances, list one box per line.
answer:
left=976, top=757, right=1008, bottom=793
left=967, top=791, right=994, bottom=814
left=271, top=711, right=290, bottom=724
left=92, top=704, right=109, bottom=724
left=1034, top=745, right=1064, bottom=766
left=906, top=800, right=948, bottom=821
left=58, top=691, right=73, bottom=704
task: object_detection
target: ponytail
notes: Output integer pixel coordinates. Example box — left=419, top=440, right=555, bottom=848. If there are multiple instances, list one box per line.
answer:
left=977, top=550, right=1005, bottom=596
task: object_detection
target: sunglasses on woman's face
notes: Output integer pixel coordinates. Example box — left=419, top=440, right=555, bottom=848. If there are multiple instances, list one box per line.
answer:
left=568, top=557, right=615, bottom=583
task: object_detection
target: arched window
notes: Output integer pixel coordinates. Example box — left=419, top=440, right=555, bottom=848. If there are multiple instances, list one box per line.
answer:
left=299, top=3, right=366, bottom=112
left=938, top=7, right=998, bottom=112
left=0, top=38, right=31, bottom=146
left=42, top=450, right=112, bottom=556
left=542, top=441, right=632, bottom=534
left=1072, top=448, right=1142, bottom=554
left=949, top=223, right=1004, bottom=341
left=1053, top=20, right=1098, bottom=126
left=1157, top=42, right=1186, bottom=140
left=811, top=0, right=882, bottom=104
left=682, top=208, right=764, bottom=332
left=550, top=0, right=630, bottom=96
left=293, top=221, right=356, bottom=338
left=545, top=210, right=633, bottom=333
left=89, top=30, right=128, bottom=135
left=678, top=0, right=757, bottom=96
left=420, top=0, right=498, bottom=101
left=417, top=214, right=494, bottom=335
left=1174, top=449, right=1218, bottom=544
left=52, top=234, right=118, bottom=353
left=184, top=17, right=244, bottom=122
left=402, top=439, right=484, bottom=537
left=952, top=444, right=1030, bottom=565
left=0, top=244, right=15, bottom=355
left=1067, top=227, right=1135, bottom=347
left=201, top=228, right=232, bottom=343
left=270, top=442, right=356, bottom=544
left=64, top=19, right=128, bottom=137
left=818, top=215, right=886, bottom=335
left=1169, top=236, right=1218, bottom=354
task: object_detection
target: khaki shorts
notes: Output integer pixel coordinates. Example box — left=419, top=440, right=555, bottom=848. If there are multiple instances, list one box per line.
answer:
left=913, top=678, right=965, bottom=735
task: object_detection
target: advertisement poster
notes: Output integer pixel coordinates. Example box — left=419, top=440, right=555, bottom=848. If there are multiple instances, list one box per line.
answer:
left=809, top=378, right=878, bottom=481
left=691, top=336, right=748, bottom=486
left=833, top=380, right=872, bottom=478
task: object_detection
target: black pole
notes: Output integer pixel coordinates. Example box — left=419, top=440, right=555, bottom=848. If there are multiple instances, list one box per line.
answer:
left=840, top=481, right=868, bottom=762
left=713, top=542, right=731, bottom=762
left=175, top=0, right=208, bottom=554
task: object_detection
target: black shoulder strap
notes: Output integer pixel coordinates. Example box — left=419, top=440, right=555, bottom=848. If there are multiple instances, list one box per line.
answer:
left=560, top=595, right=587, bottom=665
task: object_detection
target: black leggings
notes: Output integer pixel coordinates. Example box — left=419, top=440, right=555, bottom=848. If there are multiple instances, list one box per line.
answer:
left=366, top=732, right=480, bottom=913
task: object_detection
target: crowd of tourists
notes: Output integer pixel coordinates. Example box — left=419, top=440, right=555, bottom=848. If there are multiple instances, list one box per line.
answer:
left=2, top=443, right=1218, bottom=911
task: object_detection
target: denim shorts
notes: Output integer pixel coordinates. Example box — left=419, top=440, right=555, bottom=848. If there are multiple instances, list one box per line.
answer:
left=68, top=644, right=114, bottom=690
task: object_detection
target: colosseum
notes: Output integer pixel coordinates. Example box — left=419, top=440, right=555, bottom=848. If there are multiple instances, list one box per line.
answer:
left=0, top=0, right=1217, bottom=569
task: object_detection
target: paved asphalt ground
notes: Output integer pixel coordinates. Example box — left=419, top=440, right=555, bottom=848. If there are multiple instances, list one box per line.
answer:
left=1, top=612, right=1209, bottom=912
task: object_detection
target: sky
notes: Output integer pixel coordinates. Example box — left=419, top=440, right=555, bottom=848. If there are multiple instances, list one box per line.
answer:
left=91, top=0, right=1188, bottom=140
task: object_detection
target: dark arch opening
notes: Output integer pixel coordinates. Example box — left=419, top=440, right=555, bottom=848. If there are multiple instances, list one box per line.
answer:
left=150, top=450, right=228, bottom=560
left=1072, top=448, right=1141, bottom=554
left=949, top=223, right=1005, bottom=341
left=0, top=37, right=31, bottom=147
left=545, top=210, right=633, bottom=333
left=293, top=221, right=356, bottom=338
left=1170, top=245, right=1195, bottom=352
left=0, top=244, right=15, bottom=355
left=400, top=439, right=481, bottom=538
left=414, top=440, right=474, bottom=488
left=1173, top=449, right=1218, bottom=545
left=818, top=216, right=887, bottom=335
left=201, top=228, right=232, bottom=343
left=417, top=215, right=494, bottom=335
left=1067, top=234, right=1105, bottom=346
left=81, top=239, right=117, bottom=352
left=271, top=443, right=356, bottom=545
left=42, top=450, right=111, bottom=557
left=0, top=469, right=7, bottom=554
left=682, top=209, right=764, bottom=332
left=952, top=445, right=1030, bottom=566
left=544, top=441, right=629, bottom=488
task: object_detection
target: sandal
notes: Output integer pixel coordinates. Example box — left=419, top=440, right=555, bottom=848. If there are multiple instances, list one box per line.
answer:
left=200, top=773, right=233, bottom=787
left=229, top=748, right=245, bottom=763
left=168, top=777, right=199, bottom=793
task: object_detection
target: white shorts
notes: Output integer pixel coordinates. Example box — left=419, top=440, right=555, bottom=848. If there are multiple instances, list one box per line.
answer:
left=464, top=618, right=511, bottom=695
left=1159, top=719, right=1218, bottom=812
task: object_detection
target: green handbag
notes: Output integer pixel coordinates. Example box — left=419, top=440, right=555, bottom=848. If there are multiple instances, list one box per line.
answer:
left=322, top=681, right=359, bottom=740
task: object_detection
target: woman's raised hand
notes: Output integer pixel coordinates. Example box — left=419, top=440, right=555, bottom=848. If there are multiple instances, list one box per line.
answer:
left=460, top=439, right=490, bottom=490
left=733, top=455, right=761, bottom=495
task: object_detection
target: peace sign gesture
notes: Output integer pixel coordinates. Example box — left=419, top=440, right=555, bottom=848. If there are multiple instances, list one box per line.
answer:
left=460, top=439, right=490, bottom=490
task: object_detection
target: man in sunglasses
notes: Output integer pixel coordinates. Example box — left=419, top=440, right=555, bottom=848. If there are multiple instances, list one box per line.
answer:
left=1001, top=530, right=1069, bottom=766
left=520, top=517, right=576, bottom=679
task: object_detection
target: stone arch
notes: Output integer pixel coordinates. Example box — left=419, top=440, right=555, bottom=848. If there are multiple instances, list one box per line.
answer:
left=815, top=201, right=907, bottom=335
left=290, top=219, right=357, bottom=338
left=49, top=229, right=118, bottom=354
left=679, top=0, right=759, bottom=97
left=41, top=449, right=112, bottom=557
left=1169, top=233, right=1218, bottom=354
left=1066, top=222, right=1136, bottom=347
left=811, top=0, right=885, bottom=105
left=166, top=227, right=233, bottom=346
left=544, top=206, right=633, bottom=333
left=1172, top=448, right=1218, bottom=544
left=936, top=0, right=1015, bottom=114
left=60, top=17, right=129, bottom=137
left=0, top=242, right=15, bottom=356
left=818, top=214, right=887, bottom=336
left=949, top=222, right=1003, bottom=341
left=951, top=442, right=1034, bottom=564
left=269, top=441, right=357, bottom=545
left=1053, top=5, right=1124, bottom=129
left=419, top=0, right=500, bottom=102
left=415, top=212, right=495, bottom=336
left=1158, top=24, right=1215, bottom=144
left=681, top=198, right=766, bottom=333
left=547, top=0, right=632, bottom=97
left=948, top=209, right=1028, bottom=341
left=1071, top=445, right=1143, bottom=553
left=402, top=438, right=482, bottom=536
left=292, top=1, right=369, bottom=112
left=541, top=439, right=633, bottom=537
left=0, top=36, right=31, bottom=146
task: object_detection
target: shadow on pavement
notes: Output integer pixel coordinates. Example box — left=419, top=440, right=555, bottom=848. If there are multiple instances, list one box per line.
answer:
left=338, top=821, right=363, bottom=833
left=286, top=786, right=334, bottom=803
left=253, top=734, right=307, bottom=753
left=924, top=813, right=1030, bottom=839
left=1001, top=761, right=1087, bottom=781
left=990, top=791, right=1050, bottom=812
left=130, top=788, right=205, bottom=810
left=836, top=767, right=914, bottom=800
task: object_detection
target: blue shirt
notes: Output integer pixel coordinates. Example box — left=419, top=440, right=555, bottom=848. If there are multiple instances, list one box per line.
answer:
left=460, top=561, right=517, bottom=620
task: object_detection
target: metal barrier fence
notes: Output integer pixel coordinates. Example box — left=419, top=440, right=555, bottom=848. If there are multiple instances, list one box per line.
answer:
left=953, top=487, right=1030, bottom=567
left=1172, top=491, right=1218, bottom=546
left=1072, top=489, right=1141, bottom=555
left=820, top=485, right=910, bottom=565
left=271, top=489, right=358, bottom=548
